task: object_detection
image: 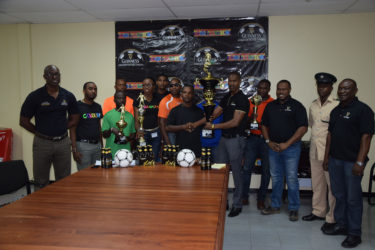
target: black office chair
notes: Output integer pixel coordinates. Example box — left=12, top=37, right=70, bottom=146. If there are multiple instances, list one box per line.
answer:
left=368, top=162, right=375, bottom=205
left=0, top=160, right=31, bottom=196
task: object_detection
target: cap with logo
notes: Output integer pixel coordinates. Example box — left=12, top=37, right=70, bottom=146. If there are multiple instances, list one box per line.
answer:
left=314, top=72, right=337, bottom=85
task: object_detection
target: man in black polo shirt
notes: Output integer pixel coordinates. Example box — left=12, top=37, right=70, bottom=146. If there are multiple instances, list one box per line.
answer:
left=261, top=80, right=308, bottom=221
left=322, top=79, right=374, bottom=248
left=205, top=71, right=249, bottom=217
left=167, top=85, right=205, bottom=157
left=70, top=82, right=103, bottom=171
left=20, top=65, right=79, bottom=189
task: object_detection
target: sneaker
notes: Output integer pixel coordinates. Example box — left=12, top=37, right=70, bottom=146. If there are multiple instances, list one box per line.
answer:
left=289, top=210, right=299, bottom=221
left=261, top=206, right=280, bottom=215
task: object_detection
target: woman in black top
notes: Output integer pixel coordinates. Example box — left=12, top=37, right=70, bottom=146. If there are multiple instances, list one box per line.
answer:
left=133, top=77, right=162, bottom=162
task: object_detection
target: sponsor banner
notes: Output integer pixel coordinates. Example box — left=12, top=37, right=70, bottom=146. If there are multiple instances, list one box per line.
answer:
left=194, top=29, right=231, bottom=37
left=127, top=82, right=143, bottom=90
left=118, top=31, right=153, bottom=39
left=116, top=17, right=268, bottom=101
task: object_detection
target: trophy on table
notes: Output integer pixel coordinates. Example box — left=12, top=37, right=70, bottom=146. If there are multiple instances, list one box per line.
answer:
left=249, top=94, right=262, bottom=130
left=194, top=52, right=222, bottom=138
left=137, top=93, right=147, bottom=147
left=114, top=105, right=128, bottom=144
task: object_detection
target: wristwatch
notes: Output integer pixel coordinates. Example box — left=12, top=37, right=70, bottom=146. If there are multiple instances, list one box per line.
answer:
left=356, top=161, right=364, bottom=167
left=211, top=124, right=215, bottom=129
left=265, top=139, right=270, bottom=144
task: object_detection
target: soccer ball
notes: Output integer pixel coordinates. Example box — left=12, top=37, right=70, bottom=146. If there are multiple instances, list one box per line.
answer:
left=114, top=149, right=133, bottom=167
left=176, top=149, right=196, bottom=167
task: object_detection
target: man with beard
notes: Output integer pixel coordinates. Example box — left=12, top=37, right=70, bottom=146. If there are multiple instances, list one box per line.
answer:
left=261, top=80, right=308, bottom=221
left=158, top=77, right=182, bottom=145
left=102, top=91, right=136, bottom=159
left=70, top=82, right=103, bottom=170
left=322, top=79, right=374, bottom=248
left=205, top=71, right=249, bottom=217
left=166, top=85, right=205, bottom=157
left=20, top=65, right=79, bottom=189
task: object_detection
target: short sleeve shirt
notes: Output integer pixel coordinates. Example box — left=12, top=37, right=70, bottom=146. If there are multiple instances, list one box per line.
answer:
left=76, top=101, right=103, bottom=141
left=219, top=90, right=249, bottom=136
left=167, top=104, right=205, bottom=157
left=20, top=85, right=79, bottom=136
left=328, top=97, right=374, bottom=162
left=133, top=94, right=162, bottom=129
left=101, top=109, right=136, bottom=158
left=262, top=97, right=308, bottom=143
left=158, top=94, right=182, bottom=119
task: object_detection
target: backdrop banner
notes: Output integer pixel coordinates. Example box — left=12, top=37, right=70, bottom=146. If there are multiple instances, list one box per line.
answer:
left=116, top=17, right=268, bottom=101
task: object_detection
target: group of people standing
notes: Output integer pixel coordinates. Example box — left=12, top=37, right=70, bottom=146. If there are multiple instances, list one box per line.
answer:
left=20, top=65, right=373, bottom=248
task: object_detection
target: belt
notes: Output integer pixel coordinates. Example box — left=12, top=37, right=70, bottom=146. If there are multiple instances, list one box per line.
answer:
left=250, top=133, right=263, bottom=138
left=78, top=139, right=99, bottom=144
left=36, top=132, right=68, bottom=141
left=144, top=126, right=159, bottom=132
left=222, top=133, right=243, bottom=139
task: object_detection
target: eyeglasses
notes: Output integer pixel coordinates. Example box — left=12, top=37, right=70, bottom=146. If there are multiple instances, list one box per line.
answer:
left=169, top=83, right=181, bottom=88
left=143, top=83, right=153, bottom=87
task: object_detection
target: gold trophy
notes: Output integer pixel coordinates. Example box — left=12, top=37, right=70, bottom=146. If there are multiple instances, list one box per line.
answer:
left=114, top=105, right=128, bottom=144
left=250, top=94, right=262, bottom=130
left=137, top=93, right=147, bottom=146
left=194, top=52, right=222, bottom=138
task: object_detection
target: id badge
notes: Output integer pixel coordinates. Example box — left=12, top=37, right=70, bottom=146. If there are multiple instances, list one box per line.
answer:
left=202, top=129, right=214, bottom=139
left=151, top=132, right=158, bottom=138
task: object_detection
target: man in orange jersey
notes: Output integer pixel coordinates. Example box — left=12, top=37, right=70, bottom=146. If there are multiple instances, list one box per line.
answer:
left=102, top=78, right=134, bottom=116
left=241, top=79, right=274, bottom=210
left=158, top=77, right=182, bottom=145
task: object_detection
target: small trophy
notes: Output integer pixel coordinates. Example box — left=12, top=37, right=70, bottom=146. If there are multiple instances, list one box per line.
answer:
left=137, top=93, right=147, bottom=146
left=194, top=52, right=222, bottom=138
left=250, top=94, right=262, bottom=130
left=114, top=105, right=128, bottom=144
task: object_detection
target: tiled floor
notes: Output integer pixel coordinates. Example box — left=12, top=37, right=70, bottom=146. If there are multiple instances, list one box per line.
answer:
left=223, top=193, right=375, bottom=250
left=1, top=187, right=374, bottom=249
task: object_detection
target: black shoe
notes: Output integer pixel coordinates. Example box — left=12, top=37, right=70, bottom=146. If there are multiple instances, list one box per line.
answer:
left=321, top=222, right=335, bottom=232
left=302, top=213, right=325, bottom=221
left=322, top=223, right=347, bottom=235
left=341, top=235, right=361, bottom=248
left=261, top=206, right=280, bottom=215
left=289, top=210, right=299, bottom=221
left=228, top=207, right=242, bottom=217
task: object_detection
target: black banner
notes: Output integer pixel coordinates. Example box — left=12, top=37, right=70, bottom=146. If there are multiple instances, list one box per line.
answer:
left=116, top=17, right=268, bottom=101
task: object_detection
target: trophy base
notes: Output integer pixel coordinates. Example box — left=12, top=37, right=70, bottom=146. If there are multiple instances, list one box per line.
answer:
left=114, top=136, right=127, bottom=145
left=202, top=129, right=214, bottom=139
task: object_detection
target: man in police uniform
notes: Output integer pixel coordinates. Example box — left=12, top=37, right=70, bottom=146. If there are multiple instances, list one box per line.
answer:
left=322, top=78, right=374, bottom=248
left=205, top=71, right=249, bottom=217
left=302, top=73, right=338, bottom=230
left=261, top=80, right=308, bottom=221
left=20, top=65, right=79, bottom=189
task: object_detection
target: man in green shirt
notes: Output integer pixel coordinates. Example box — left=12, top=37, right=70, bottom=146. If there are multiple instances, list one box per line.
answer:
left=102, top=91, right=136, bottom=158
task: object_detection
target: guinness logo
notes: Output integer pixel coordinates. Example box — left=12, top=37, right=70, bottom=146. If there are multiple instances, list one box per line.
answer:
left=118, top=49, right=144, bottom=67
left=194, top=47, right=223, bottom=65
left=238, top=23, right=267, bottom=42
left=241, top=76, right=262, bottom=97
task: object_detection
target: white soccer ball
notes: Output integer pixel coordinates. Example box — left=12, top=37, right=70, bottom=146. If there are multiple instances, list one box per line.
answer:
left=176, top=149, right=196, bottom=167
left=114, top=149, right=133, bottom=167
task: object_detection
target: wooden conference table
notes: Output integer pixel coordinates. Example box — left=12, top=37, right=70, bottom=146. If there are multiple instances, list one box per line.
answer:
left=0, top=165, right=229, bottom=250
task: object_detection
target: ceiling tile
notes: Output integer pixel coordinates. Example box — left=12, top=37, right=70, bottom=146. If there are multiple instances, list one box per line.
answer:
left=171, top=4, right=259, bottom=19
left=10, top=11, right=99, bottom=24
left=65, top=0, right=165, bottom=10
left=348, top=0, right=375, bottom=12
left=0, top=13, right=26, bottom=23
left=88, top=8, right=174, bottom=20
left=164, top=0, right=259, bottom=7
left=0, top=0, right=77, bottom=12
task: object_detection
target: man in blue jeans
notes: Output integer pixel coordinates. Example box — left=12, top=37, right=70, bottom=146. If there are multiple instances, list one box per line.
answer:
left=261, top=80, right=308, bottom=221
left=322, top=79, right=374, bottom=248
left=242, top=79, right=274, bottom=210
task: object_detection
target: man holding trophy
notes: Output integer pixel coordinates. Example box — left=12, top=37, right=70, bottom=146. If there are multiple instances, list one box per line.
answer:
left=102, top=91, right=136, bottom=159
left=242, top=79, right=274, bottom=210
